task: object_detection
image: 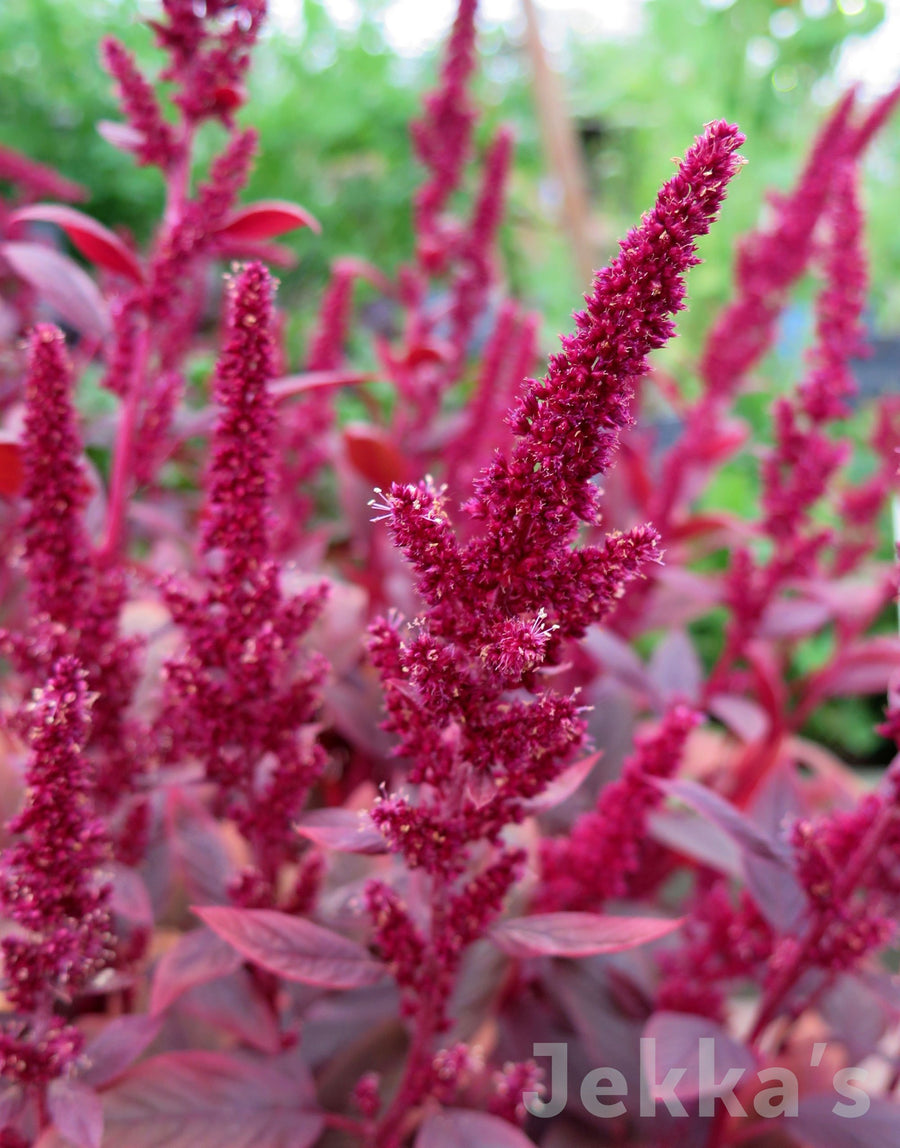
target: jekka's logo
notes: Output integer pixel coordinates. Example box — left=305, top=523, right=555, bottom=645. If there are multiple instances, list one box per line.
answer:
left=525, top=1041, right=870, bottom=1120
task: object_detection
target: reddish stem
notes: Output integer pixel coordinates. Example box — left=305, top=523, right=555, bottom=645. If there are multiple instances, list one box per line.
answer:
left=749, top=802, right=897, bottom=1047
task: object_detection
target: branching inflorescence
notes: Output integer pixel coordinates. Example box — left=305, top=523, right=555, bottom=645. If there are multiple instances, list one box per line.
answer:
left=365, top=119, right=745, bottom=1140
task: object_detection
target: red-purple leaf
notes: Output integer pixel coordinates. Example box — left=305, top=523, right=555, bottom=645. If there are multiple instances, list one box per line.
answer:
left=0, top=437, right=24, bottom=497
left=403, top=339, right=453, bottom=368
left=195, top=905, right=384, bottom=988
left=166, top=789, right=234, bottom=905
left=647, top=630, right=702, bottom=705
left=707, top=693, right=770, bottom=743
left=9, top=205, right=144, bottom=285
left=820, top=974, right=891, bottom=1063
left=270, top=369, right=371, bottom=400
left=103, top=862, right=153, bottom=927
left=584, top=628, right=655, bottom=698
left=343, top=423, right=409, bottom=487
left=758, top=595, right=833, bottom=639
left=97, top=120, right=144, bottom=154
left=669, top=511, right=740, bottom=544
left=77, top=1015, right=162, bottom=1089
left=47, top=1078, right=103, bottom=1148
left=656, top=778, right=806, bottom=931
left=294, top=808, right=388, bottom=854
left=815, top=637, right=900, bottom=698
left=0, top=144, right=86, bottom=202
left=656, top=779, right=784, bottom=864
left=215, top=200, right=321, bottom=242
left=101, top=1051, right=323, bottom=1148
left=490, top=912, right=683, bottom=959
left=642, top=1012, right=756, bottom=1103
left=696, top=418, right=748, bottom=464
left=416, top=1109, right=538, bottom=1148
left=800, top=574, right=890, bottom=626
left=522, top=752, right=602, bottom=814
left=150, top=926, right=243, bottom=1015
left=0, top=1084, right=25, bottom=1126
left=1, top=241, right=110, bottom=338
left=179, top=969, right=282, bottom=1053
left=648, top=808, right=741, bottom=875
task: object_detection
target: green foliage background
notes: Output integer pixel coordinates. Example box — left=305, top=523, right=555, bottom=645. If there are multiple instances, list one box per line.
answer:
left=2, top=0, right=897, bottom=340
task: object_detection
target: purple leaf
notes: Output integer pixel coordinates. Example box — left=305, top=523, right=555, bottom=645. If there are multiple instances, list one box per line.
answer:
left=584, top=628, right=655, bottom=699
left=647, top=808, right=741, bottom=875
left=490, top=912, right=683, bottom=959
left=522, top=752, right=602, bottom=814
left=9, top=205, right=144, bottom=284
left=790, top=1093, right=900, bottom=1148
left=195, top=905, right=384, bottom=988
left=708, top=693, right=770, bottom=743
left=77, top=1015, right=162, bottom=1089
left=101, top=1051, right=323, bottom=1148
left=647, top=630, right=702, bottom=705
left=820, top=975, right=890, bottom=1063
left=656, top=778, right=806, bottom=931
left=47, top=1079, right=103, bottom=1148
left=301, top=981, right=400, bottom=1068
left=179, top=969, right=282, bottom=1054
left=167, top=789, right=234, bottom=905
left=97, top=120, right=144, bottom=153
left=642, top=1012, right=756, bottom=1104
left=294, top=808, right=388, bottom=854
left=150, top=926, right=243, bottom=1015
left=640, top=567, right=721, bottom=630
left=816, top=637, right=900, bottom=698
left=801, top=574, right=890, bottom=626
left=416, top=1109, right=538, bottom=1147
left=0, top=1084, right=25, bottom=1125
left=758, top=595, right=832, bottom=639
left=1, top=241, right=110, bottom=339
left=270, top=369, right=371, bottom=399
left=103, top=862, right=153, bottom=927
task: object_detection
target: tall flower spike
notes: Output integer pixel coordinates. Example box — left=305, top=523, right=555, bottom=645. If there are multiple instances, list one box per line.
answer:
left=443, top=126, right=515, bottom=372
left=272, top=259, right=358, bottom=547
left=540, top=705, right=701, bottom=911
left=697, top=91, right=856, bottom=401
left=202, top=260, right=276, bottom=580
left=411, top=0, right=478, bottom=262
left=101, top=37, right=177, bottom=169
left=366, top=123, right=744, bottom=1140
left=159, top=262, right=329, bottom=896
left=19, top=325, right=92, bottom=631
left=0, top=656, right=112, bottom=1086
left=451, top=120, right=746, bottom=637
left=798, top=161, right=867, bottom=423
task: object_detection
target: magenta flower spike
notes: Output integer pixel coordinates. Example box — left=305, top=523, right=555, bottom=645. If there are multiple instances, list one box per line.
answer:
left=160, top=263, right=329, bottom=897
left=365, top=120, right=745, bottom=1141
left=17, top=325, right=92, bottom=632
left=0, top=657, right=112, bottom=1086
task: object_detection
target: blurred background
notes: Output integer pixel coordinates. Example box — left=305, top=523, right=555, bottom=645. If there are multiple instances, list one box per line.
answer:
left=3, top=0, right=899, bottom=345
